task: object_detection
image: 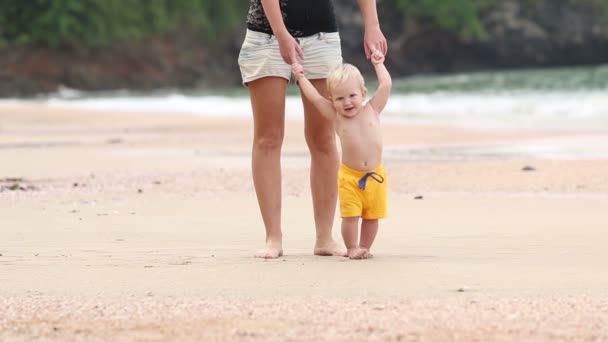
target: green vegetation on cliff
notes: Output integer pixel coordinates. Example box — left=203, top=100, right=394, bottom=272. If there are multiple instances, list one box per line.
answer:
left=386, top=0, right=489, bottom=38
left=387, top=0, right=608, bottom=39
left=1, top=0, right=607, bottom=47
left=0, top=0, right=247, bottom=46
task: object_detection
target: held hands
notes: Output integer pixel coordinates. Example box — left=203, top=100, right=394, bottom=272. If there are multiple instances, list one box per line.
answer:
left=291, top=62, right=305, bottom=82
left=364, top=25, right=387, bottom=60
left=370, top=49, right=385, bottom=65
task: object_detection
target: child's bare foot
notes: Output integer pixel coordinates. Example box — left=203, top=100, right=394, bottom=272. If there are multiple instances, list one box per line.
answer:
left=347, top=247, right=368, bottom=259
left=254, top=241, right=283, bottom=259
left=314, top=240, right=347, bottom=257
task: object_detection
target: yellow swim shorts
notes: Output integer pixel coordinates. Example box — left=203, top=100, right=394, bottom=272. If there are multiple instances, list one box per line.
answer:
left=338, top=163, right=387, bottom=219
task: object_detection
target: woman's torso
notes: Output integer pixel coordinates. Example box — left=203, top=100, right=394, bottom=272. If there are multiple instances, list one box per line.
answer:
left=246, top=0, right=338, bottom=37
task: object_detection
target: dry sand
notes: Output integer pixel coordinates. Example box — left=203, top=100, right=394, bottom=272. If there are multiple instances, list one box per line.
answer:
left=1, top=103, right=608, bottom=341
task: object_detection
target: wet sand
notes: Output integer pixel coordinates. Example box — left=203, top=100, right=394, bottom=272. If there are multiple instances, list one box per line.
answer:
left=1, top=103, right=608, bottom=340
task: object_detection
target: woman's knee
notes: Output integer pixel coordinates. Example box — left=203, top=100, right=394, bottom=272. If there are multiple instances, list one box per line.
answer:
left=306, top=130, right=336, bottom=154
left=254, top=129, right=284, bottom=151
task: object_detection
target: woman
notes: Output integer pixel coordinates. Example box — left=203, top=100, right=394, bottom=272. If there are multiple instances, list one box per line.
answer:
left=238, top=0, right=388, bottom=258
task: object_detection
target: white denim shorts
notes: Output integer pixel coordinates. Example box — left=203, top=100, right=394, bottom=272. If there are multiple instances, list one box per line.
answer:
left=238, top=29, right=342, bottom=85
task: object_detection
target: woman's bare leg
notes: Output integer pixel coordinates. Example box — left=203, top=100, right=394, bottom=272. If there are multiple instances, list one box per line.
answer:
left=248, top=77, right=288, bottom=258
left=302, top=79, right=344, bottom=256
left=342, top=217, right=365, bottom=259
left=360, top=219, right=379, bottom=258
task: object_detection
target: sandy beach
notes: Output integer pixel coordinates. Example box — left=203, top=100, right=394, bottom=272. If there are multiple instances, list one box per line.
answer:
left=1, top=102, right=608, bottom=340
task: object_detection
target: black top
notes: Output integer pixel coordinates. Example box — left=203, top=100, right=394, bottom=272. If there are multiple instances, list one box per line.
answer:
left=246, top=0, right=338, bottom=37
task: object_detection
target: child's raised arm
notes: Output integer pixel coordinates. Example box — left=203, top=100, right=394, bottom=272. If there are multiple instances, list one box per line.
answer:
left=292, top=63, right=335, bottom=120
left=368, top=49, right=392, bottom=114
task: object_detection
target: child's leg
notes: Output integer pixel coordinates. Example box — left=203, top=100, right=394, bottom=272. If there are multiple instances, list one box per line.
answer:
left=341, top=217, right=366, bottom=259
left=360, top=219, right=379, bottom=257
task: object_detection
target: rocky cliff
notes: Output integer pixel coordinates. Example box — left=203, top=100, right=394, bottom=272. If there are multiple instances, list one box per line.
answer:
left=1, top=0, right=607, bottom=97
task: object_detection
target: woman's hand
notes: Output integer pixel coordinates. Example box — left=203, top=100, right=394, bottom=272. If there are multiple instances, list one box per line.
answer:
left=277, top=34, right=304, bottom=65
left=364, top=25, right=387, bottom=60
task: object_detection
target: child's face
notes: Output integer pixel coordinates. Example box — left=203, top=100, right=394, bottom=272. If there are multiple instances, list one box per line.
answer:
left=330, top=78, right=366, bottom=118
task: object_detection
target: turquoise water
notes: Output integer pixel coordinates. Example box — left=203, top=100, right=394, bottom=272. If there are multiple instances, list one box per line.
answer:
left=4, top=65, right=608, bottom=132
left=390, top=64, right=608, bottom=93
left=186, top=64, right=608, bottom=95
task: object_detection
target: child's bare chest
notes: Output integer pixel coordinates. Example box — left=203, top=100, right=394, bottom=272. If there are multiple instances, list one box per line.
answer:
left=336, top=110, right=380, bottom=138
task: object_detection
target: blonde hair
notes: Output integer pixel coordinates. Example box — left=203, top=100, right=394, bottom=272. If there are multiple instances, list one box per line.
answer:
left=326, top=63, right=366, bottom=94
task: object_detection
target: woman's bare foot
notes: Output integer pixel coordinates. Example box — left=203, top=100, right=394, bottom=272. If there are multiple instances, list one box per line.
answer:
left=347, top=247, right=368, bottom=259
left=314, top=240, right=347, bottom=257
left=254, top=241, right=283, bottom=259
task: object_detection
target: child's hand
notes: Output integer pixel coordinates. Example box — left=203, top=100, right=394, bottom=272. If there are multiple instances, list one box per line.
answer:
left=371, top=49, right=385, bottom=65
left=292, top=62, right=305, bottom=81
